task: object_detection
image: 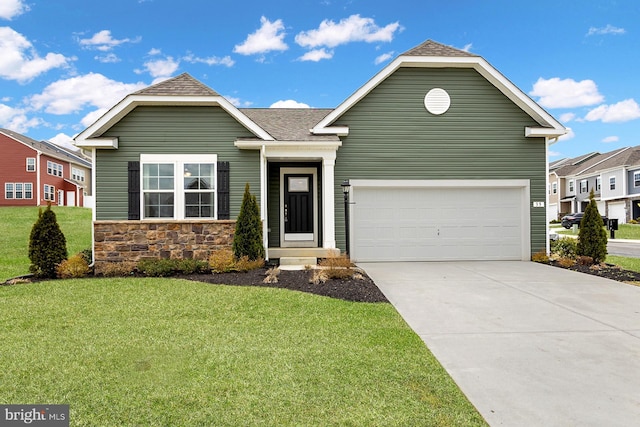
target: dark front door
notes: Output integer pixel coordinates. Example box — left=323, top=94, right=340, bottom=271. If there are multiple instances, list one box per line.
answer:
left=284, top=174, right=313, bottom=234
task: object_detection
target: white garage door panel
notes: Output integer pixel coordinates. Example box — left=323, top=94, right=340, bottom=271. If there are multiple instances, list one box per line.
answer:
left=352, top=185, right=525, bottom=262
left=608, top=201, right=626, bottom=224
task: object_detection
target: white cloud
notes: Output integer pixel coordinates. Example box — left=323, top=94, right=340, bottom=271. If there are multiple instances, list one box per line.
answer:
left=136, top=56, right=179, bottom=78
left=530, top=77, right=604, bottom=109
left=270, top=100, right=310, bottom=108
left=234, top=16, right=288, bottom=55
left=48, top=133, right=79, bottom=152
left=461, top=43, right=473, bottom=52
left=558, top=128, right=574, bottom=142
left=95, top=53, right=120, bottom=63
left=298, top=48, right=333, bottom=62
left=374, top=51, right=394, bottom=65
left=0, top=27, right=72, bottom=83
left=559, top=112, right=576, bottom=123
left=29, top=72, right=146, bottom=115
left=80, top=108, right=108, bottom=127
left=224, top=96, right=253, bottom=108
left=0, top=103, right=40, bottom=133
left=148, top=48, right=162, bottom=55
left=587, top=24, right=625, bottom=36
left=79, top=30, right=140, bottom=51
left=584, top=99, right=640, bottom=123
left=183, top=53, right=234, bottom=67
left=548, top=150, right=562, bottom=158
left=0, top=0, right=29, bottom=20
left=295, top=14, right=402, bottom=49
left=602, top=135, right=619, bottom=143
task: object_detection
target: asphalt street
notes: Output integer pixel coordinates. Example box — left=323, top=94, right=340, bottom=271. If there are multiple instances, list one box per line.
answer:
left=607, top=240, right=640, bottom=257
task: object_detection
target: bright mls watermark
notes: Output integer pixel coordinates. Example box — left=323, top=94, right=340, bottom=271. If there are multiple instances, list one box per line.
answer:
left=1, top=405, right=69, bottom=426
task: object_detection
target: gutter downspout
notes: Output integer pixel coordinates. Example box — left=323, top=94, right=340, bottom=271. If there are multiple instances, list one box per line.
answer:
left=36, top=151, right=42, bottom=205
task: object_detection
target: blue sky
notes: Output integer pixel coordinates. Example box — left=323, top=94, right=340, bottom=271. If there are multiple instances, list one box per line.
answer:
left=1, top=0, right=639, bottom=161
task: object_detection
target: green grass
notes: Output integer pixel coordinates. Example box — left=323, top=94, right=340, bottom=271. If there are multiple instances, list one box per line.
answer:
left=553, top=223, right=640, bottom=240
left=606, top=255, right=640, bottom=273
left=0, top=206, right=92, bottom=281
left=0, top=279, right=486, bottom=426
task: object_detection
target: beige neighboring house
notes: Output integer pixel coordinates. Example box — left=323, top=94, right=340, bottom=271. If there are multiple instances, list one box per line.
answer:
left=549, top=146, right=640, bottom=223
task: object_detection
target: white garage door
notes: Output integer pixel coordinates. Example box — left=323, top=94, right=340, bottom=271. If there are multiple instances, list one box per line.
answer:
left=608, top=201, right=626, bottom=224
left=351, top=181, right=529, bottom=262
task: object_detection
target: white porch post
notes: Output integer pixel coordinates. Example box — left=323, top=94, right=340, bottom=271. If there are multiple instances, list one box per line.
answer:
left=322, top=154, right=336, bottom=249
left=260, top=145, right=268, bottom=259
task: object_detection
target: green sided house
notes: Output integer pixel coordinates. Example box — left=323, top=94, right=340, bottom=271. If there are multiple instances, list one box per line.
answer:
left=74, top=40, right=565, bottom=271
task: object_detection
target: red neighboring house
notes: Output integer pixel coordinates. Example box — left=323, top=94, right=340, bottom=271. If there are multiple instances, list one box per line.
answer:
left=1, top=128, right=91, bottom=207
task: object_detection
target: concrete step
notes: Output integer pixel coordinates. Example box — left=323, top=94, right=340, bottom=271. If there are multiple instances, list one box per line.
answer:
left=279, top=257, right=317, bottom=270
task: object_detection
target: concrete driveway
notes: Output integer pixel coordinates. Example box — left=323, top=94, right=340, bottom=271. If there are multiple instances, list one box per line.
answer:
left=359, top=261, right=640, bottom=427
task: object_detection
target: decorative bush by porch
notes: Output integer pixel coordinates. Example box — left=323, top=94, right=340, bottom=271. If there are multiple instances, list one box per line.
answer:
left=232, top=183, right=265, bottom=261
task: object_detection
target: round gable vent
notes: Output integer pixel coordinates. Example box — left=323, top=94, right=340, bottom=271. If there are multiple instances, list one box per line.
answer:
left=424, top=88, right=451, bottom=115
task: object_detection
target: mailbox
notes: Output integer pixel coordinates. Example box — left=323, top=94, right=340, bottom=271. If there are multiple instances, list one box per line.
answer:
left=608, top=218, right=619, bottom=231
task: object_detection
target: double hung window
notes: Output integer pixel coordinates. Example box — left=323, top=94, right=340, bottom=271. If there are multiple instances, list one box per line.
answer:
left=141, top=154, right=217, bottom=219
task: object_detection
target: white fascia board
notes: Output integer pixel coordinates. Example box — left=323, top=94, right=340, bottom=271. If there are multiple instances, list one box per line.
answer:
left=312, top=55, right=566, bottom=136
left=74, top=94, right=274, bottom=148
left=75, top=137, right=118, bottom=149
left=525, top=127, right=567, bottom=138
left=310, top=126, right=349, bottom=136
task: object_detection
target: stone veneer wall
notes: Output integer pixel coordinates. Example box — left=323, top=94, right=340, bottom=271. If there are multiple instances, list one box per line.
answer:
left=94, top=220, right=235, bottom=273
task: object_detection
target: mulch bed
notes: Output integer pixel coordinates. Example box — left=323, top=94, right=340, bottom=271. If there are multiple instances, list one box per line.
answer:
left=548, top=260, right=640, bottom=283
left=179, top=268, right=389, bottom=303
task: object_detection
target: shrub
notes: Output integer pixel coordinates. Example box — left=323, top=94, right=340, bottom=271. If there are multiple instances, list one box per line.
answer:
left=234, top=256, right=265, bottom=272
left=557, top=257, right=575, bottom=268
left=28, top=204, right=68, bottom=278
left=309, top=269, right=329, bottom=284
left=232, top=183, right=265, bottom=261
left=263, top=267, right=280, bottom=284
left=318, top=254, right=354, bottom=280
left=576, top=255, right=594, bottom=266
left=137, top=258, right=176, bottom=277
left=209, top=249, right=236, bottom=273
left=577, top=189, right=607, bottom=263
left=209, top=249, right=263, bottom=273
left=100, top=261, right=136, bottom=277
left=630, top=219, right=639, bottom=224
left=56, top=254, right=90, bottom=279
left=80, top=248, right=93, bottom=264
left=531, top=250, right=549, bottom=263
left=175, top=258, right=209, bottom=274
left=550, top=237, right=577, bottom=258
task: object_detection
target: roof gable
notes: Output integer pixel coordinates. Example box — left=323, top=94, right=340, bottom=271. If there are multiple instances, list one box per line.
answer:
left=0, top=128, right=91, bottom=167
left=75, top=73, right=273, bottom=148
left=134, top=73, right=219, bottom=96
left=311, top=39, right=565, bottom=139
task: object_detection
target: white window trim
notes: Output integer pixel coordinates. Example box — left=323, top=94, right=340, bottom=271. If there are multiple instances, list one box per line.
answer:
left=552, top=182, right=557, bottom=194
left=596, top=177, right=601, bottom=192
left=569, top=179, right=574, bottom=193
left=6, top=182, right=33, bottom=199
left=26, top=158, right=36, bottom=172
left=610, top=176, right=616, bottom=190
left=634, top=172, right=640, bottom=188
left=579, top=179, right=588, bottom=193
left=140, top=154, right=217, bottom=220
left=44, top=184, right=55, bottom=201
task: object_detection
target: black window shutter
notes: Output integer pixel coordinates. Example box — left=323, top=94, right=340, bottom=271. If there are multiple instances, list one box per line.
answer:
left=128, top=161, right=140, bottom=220
left=217, top=161, right=230, bottom=219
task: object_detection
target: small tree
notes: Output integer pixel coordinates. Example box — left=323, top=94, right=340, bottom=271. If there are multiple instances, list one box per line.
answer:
left=576, top=189, right=607, bottom=263
left=232, top=183, right=265, bottom=261
left=28, top=204, right=68, bottom=278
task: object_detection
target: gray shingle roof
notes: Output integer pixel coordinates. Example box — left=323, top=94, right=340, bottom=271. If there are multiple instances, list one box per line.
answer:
left=400, top=39, right=478, bottom=57
left=553, top=147, right=628, bottom=177
left=134, top=73, right=219, bottom=96
left=240, top=108, right=338, bottom=141
left=576, top=146, right=640, bottom=175
left=0, top=128, right=91, bottom=167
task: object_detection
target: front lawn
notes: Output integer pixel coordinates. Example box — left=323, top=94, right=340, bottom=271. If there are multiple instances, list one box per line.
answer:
left=0, top=278, right=486, bottom=426
left=554, top=223, right=640, bottom=240
left=0, top=206, right=92, bottom=281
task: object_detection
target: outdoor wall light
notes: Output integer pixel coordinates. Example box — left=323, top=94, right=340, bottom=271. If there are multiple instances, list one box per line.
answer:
left=341, top=180, right=351, bottom=255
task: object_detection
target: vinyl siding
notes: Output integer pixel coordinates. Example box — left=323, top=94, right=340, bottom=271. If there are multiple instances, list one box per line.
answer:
left=95, top=106, right=259, bottom=220
left=333, top=67, right=547, bottom=254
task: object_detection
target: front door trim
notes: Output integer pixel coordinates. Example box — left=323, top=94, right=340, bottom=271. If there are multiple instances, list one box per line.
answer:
left=280, top=167, right=318, bottom=248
